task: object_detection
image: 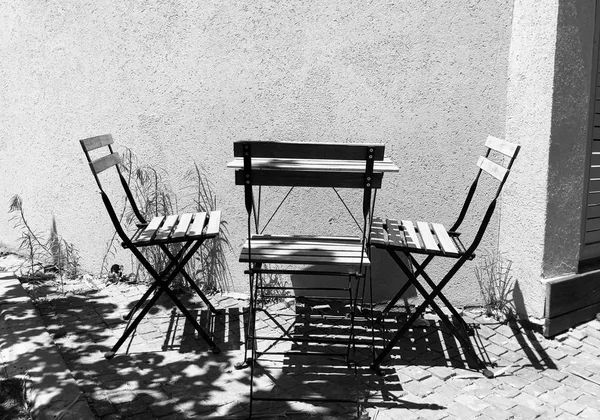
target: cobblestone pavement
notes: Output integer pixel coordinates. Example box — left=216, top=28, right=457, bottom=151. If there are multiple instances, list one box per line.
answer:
left=6, top=271, right=600, bottom=419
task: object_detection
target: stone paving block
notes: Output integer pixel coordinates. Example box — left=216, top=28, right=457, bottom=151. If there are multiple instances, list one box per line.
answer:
left=455, top=394, right=489, bottom=412
left=116, top=399, right=148, bottom=416
left=512, top=391, right=547, bottom=413
left=485, top=343, right=508, bottom=357
left=553, top=384, right=583, bottom=400
left=494, top=384, right=520, bottom=398
left=521, top=382, right=546, bottom=397
left=541, top=368, right=568, bottom=382
left=538, top=389, right=568, bottom=408
left=535, top=375, right=561, bottom=392
left=579, top=407, right=600, bottom=419
left=561, top=399, right=585, bottom=416
left=499, top=374, right=528, bottom=390
left=446, top=401, right=478, bottom=419
left=544, top=346, right=568, bottom=361
left=508, top=404, right=541, bottom=419
left=484, top=393, right=517, bottom=411
left=404, top=365, right=433, bottom=381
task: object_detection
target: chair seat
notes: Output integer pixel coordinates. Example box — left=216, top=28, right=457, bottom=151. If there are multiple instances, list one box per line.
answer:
left=370, top=217, right=465, bottom=257
left=239, top=234, right=370, bottom=266
left=130, top=210, right=221, bottom=247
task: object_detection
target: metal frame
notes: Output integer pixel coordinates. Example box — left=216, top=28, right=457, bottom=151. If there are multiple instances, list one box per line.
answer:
left=370, top=138, right=520, bottom=377
left=234, top=141, right=384, bottom=417
left=80, top=135, right=221, bottom=359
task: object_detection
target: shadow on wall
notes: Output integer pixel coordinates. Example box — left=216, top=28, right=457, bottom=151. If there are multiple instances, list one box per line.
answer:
left=512, top=280, right=527, bottom=319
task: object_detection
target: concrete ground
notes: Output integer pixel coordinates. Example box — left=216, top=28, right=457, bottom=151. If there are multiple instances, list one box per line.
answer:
left=1, top=254, right=600, bottom=419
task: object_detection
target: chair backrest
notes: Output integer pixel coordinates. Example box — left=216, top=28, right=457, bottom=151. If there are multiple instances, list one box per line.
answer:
left=452, top=135, right=521, bottom=252
left=233, top=141, right=386, bottom=232
left=80, top=134, right=146, bottom=239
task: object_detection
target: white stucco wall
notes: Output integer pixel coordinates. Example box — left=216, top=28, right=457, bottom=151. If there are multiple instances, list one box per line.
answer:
left=0, top=1, right=513, bottom=305
left=500, top=0, right=596, bottom=319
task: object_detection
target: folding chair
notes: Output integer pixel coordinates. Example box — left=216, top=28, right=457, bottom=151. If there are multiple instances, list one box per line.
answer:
left=228, top=141, right=398, bottom=416
left=80, top=134, right=222, bottom=359
left=369, top=136, right=520, bottom=377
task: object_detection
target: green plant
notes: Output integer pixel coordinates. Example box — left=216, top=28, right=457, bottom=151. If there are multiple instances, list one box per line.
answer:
left=474, top=250, right=515, bottom=321
left=8, top=195, right=48, bottom=277
left=184, top=162, right=232, bottom=294
left=8, top=196, right=80, bottom=285
left=103, top=148, right=232, bottom=294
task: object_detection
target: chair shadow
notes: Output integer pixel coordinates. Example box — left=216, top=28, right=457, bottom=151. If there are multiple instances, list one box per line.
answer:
left=245, top=299, right=446, bottom=417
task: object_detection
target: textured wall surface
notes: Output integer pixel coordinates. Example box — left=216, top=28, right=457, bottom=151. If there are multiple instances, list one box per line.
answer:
left=500, top=0, right=559, bottom=319
left=0, top=1, right=513, bottom=305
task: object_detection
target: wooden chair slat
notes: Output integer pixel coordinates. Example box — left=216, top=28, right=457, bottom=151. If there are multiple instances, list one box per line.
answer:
left=171, top=213, right=193, bottom=238
left=91, top=153, right=121, bottom=174
left=244, top=246, right=365, bottom=257
left=80, top=134, right=114, bottom=152
left=485, top=135, right=519, bottom=158
left=431, top=223, right=459, bottom=255
left=401, top=220, right=421, bottom=249
left=370, top=218, right=387, bottom=246
left=187, top=212, right=208, bottom=236
left=417, top=221, right=440, bottom=252
left=248, top=239, right=363, bottom=250
left=240, top=253, right=369, bottom=265
left=385, top=219, right=405, bottom=247
left=235, top=170, right=383, bottom=188
left=477, top=156, right=508, bottom=181
left=227, top=157, right=399, bottom=173
left=154, top=215, right=178, bottom=241
left=240, top=238, right=369, bottom=265
left=205, top=210, right=221, bottom=236
left=234, top=141, right=385, bottom=160
left=137, top=216, right=164, bottom=243
left=251, top=234, right=361, bottom=242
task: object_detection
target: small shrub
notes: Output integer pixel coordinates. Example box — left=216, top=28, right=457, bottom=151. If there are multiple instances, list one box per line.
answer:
left=474, top=250, right=515, bottom=322
left=102, top=148, right=232, bottom=294
left=8, top=195, right=80, bottom=285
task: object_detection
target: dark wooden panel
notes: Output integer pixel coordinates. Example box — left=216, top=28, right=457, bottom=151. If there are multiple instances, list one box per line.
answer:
left=235, top=170, right=383, bottom=188
left=589, top=179, right=600, bottom=193
left=545, top=270, right=600, bottom=321
left=544, top=301, right=600, bottom=337
left=588, top=192, right=600, bottom=205
left=585, top=228, right=600, bottom=244
left=586, top=217, right=600, bottom=232
left=233, top=141, right=385, bottom=160
left=586, top=204, right=600, bottom=219
left=589, top=165, right=600, bottom=178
